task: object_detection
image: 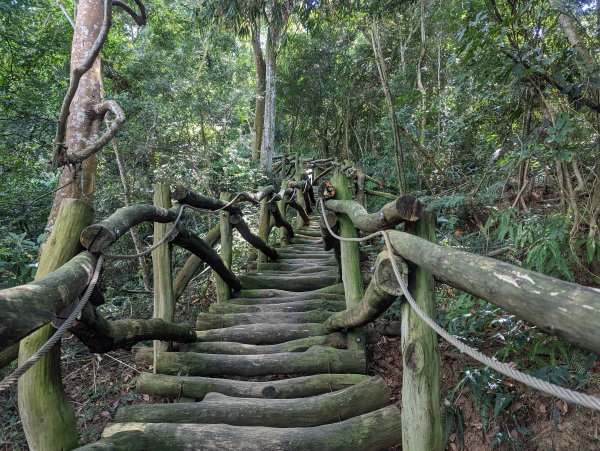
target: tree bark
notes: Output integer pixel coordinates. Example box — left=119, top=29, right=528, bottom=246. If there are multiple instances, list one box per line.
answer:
left=195, top=323, right=327, bottom=345
left=196, top=310, right=335, bottom=330
left=18, top=199, right=93, bottom=450
left=251, top=17, right=266, bottom=158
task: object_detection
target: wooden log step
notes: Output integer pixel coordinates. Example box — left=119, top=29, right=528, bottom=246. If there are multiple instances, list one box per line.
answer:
left=256, top=260, right=337, bottom=271
left=196, top=310, right=335, bottom=330
left=290, top=238, right=323, bottom=245
left=80, top=405, right=402, bottom=451
left=276, top=249, right=333, bottom=256
left=220, top=294, right=346, bottom=305
left=136, top=372, right=369, bottom=400
left=196, top=323, right=326, bottom=344
left=239, top=273, right=338, bottom=291
left=276, top=253, right=334, bottom=260
left=251, top=266, right=337, bottom=276
left=116, top=377, right=388, bottom=427
left=209, top=298, right=346, bottom=313
left=135, top=346, right=366, bottom=376
left=295, top=230, right=323, bottom=238
left=178, top=333, right=347, bottom=354
left=237, top=284, right=344, bottom=299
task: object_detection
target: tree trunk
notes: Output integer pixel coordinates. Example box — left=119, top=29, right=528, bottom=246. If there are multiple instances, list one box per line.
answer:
left=251, top=18, right=266, bottom=158
left=47, top=0, right=106, bottom=226
left=260, top=30, right=277, bottom=172
left=18, top=199, right=93, bottom=450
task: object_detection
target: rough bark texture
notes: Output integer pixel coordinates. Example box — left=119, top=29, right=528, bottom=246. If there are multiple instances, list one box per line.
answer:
left=173, top=225, right=220, bottom=300
left=251, top=17, right=266, bottom=158
left=116, top=377, right=388, bottom=427
left=195, top=322, right=330, bottom=345
left=78, top=406, right=402, bottom=451
left=136, top=345, right=365, bottom=377
left=325, top=195, right=422, bottom=232
left=387, top=229, right=600, bottom=354
left=400, top=213, right=442, bottom=451
left=18, top=199, right=93, bottom=450
left=136, top=372, right=368, bottom=400
left=330, top=170, right=365, bottom=350
left=324, top=251, right=407, bottom=333
left=47, top=0, right=106, bottom=227
left=178, top=333, right=347, bottom=355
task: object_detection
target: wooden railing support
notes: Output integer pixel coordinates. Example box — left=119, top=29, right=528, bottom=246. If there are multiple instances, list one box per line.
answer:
left=400, top=211, right=442, bottom=451
left=216, top=192, right=234, bottom=302
left=330, top=170, right=365, bottom=352
left=153, top=184, right=175, bottom=370
left=257, top=193, right=271, bottom=264
left=277, top=197, right=290, bottom=245
left=18, top=199, right=93, bottom=450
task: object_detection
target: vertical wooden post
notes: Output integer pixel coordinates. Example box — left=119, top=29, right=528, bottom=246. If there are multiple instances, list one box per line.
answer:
left=153, top=184, right=174, bottom=372
left=330, top=170, right=365, bottom=352
left=18, top=199, right=93, bottom=450
left=257, top=190, right=271, bottom=264
left=278, top=197, right=290, bottom=245
left=401, top=211, right=442, bottom=451
left=294, top=161, right=307, bottom=228
left=216, top=192, right=233, bottom=302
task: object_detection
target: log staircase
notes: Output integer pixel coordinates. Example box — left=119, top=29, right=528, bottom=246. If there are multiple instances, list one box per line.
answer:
left=79, top=215, right=403, bottom=450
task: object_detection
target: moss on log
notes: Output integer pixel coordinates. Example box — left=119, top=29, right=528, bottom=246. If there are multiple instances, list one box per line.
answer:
left=136, top=372, right=367, bottom=399
left=324, top=251, right=407, bottom=333
left=136, top=345, right=365, bottom=376
left=0, top=251, right=97, bottom=349
left=196, top=310, right=335, bottom=330
left=209, top=298, right=346, bottom=313
left=239, top=273, right=339, bottom=291
left=18, top=198, right=93, bottom=450
left=221, top=294, right=346, bottom=306
left=237, top=283, right=344, bottom=299
left=330, top=170, right=365, bottom=350
left=178, top=333, right=347, bottom=354
left=117, top=377, right=388, bottom=427
left=195, top=323, right=327, bottom=344
left=387, top=229, right=600, bottom=354
left=400, top=213, right=442, bottom=451
left=325, top=195, right=422, bottom=232
left=172, top=224, right=241, bottom=292
left=78, top=405, right=402, bottom=451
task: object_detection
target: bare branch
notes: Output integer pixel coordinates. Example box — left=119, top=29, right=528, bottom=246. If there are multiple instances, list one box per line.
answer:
left=112, top=0, right=147, bottom=26
left=56, top=0, right=75, bottom=29
left=65, top=100, right=125, bottom=164
left=52, top=0, right=112, bottom=166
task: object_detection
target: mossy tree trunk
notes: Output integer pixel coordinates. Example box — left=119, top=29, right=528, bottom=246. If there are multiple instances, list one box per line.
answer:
left=329, top=170, right=365, bottom=351
left=152, top=184, right=174, bottom=369
left=400, top=211, right=442, bottom=450
left=18, top=199, right=93, bottom=450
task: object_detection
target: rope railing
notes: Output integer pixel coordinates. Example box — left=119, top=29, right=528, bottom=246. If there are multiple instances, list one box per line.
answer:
left=319, top=197, right=600, bottom=411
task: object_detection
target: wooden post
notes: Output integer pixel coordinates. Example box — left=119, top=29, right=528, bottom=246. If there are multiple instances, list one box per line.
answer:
left=278, top=196, right=290, bottom=245
left=153, top=184, right=174, bottom=371
left=216, top=192, right=234, bottom=302
left=294, top=162, right=307, bottom=228
left=257, top=193, right=271, bottom=264
left=401, top=211, right=442, bottom=450
left=330, top=170, right=365, bottom=352
left=18, top=199, right=93, bottom=450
